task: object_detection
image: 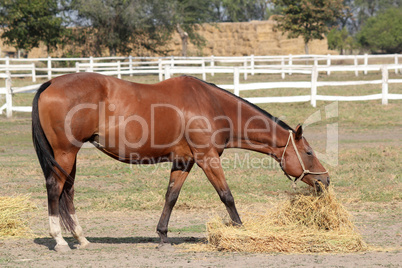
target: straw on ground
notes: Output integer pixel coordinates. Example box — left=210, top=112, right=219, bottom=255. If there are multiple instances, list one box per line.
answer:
left=0, top=195, right=36, bottom=238
left=206, top=187, right=368, bottom=253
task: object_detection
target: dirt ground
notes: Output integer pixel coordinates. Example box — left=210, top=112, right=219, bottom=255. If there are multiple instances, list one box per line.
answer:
left=0, top=119, right=401, bottom=267
left=0, top=204, right=401, bottom=267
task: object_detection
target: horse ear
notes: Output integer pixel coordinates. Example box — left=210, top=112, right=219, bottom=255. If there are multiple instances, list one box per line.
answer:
left=295, top=124, right=303, bottom=140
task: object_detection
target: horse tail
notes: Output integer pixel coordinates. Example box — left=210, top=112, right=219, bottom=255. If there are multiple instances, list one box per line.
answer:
left=32, top=81, right=75, bottom=231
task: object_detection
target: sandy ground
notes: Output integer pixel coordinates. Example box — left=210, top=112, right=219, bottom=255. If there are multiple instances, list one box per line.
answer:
left=0, top=206, right=400, bottom=267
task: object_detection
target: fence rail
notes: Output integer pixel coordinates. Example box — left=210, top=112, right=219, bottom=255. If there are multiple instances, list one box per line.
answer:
left=1, top=54, right=402, bottom=118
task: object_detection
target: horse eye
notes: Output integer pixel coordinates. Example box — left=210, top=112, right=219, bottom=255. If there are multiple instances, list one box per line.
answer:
left=306, top=151, right=313, bottom=156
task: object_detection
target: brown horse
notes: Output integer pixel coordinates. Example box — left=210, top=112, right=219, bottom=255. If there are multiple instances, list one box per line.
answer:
left=32, top=72, right=329, bottom=252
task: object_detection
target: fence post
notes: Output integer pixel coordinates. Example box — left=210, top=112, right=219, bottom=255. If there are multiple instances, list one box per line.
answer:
left=310, top=65, right=318, bottom=107
left=281, top=57, right=285, bottom=79
left=381, top=65, right=388, bottom=105
left=354, top=56, right=358, bottom=77
left=288, top=54, right=292, bottom=75
left=234, top=67, right=240, bottom=96
left=75, top=62, right=80, bottom=73
left=211, top=55, right=215, bottom=76
left=117, top=61, right=121, bottom=79
left=364, top=54, right=368, bottom=75
left=5, top=56, right=10, bottom=77
left=129, top=56, right=133, bottom=77
left=31, top=63, right=36, bottom=82
left=164, top=65, right=171, bottom=80
left=395, top=54, right=399, bottom=74
left=89, top=56, right=94, bottom=72
left=326, top=54, right=331, bottom=76
left=244, top=57, right=248, bottom=80
left=251, top=54, right=255, bottom=75
left=202, top=59, right=206, bottom=81
left=6, top=76, right=12, bottom=118
left=158, top=59, right=163, bottom=81
left=47, top=56, right=52, bottom=80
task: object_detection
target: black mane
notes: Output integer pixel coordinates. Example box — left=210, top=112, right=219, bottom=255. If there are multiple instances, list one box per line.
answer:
left=187, top=76, right=295, bottom=133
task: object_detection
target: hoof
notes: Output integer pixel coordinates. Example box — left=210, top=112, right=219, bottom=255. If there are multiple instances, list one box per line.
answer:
left=76, top=240, right=90, bottom=249
left=54, top=244, right=71, bottom=253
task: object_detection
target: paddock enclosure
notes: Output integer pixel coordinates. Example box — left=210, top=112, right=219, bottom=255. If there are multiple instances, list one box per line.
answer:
left=0, top=66, right=401, bottom=266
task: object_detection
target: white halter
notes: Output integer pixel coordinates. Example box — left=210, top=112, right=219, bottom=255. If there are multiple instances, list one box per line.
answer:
left=280, top=130, right=328, bottom=186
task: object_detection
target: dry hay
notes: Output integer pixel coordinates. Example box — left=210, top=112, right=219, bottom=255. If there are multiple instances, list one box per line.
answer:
left=206, top=187, right=368, bottom=253
left=0, top=195, right=36, bottom=238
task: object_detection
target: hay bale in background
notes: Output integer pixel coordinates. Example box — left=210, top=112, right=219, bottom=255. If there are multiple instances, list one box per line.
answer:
left=0, top=195, right=36, bottom=238
left=207, top=187, right=368, bottom=253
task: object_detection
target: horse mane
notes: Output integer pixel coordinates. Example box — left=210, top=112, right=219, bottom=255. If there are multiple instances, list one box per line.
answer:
left=186, top=75, right=295, bottom=133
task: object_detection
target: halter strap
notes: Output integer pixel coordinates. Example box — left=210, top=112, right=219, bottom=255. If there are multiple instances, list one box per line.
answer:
left=280, top=130, right=328, bottom=187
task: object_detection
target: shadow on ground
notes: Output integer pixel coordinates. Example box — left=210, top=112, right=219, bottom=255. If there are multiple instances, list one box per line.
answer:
left=34, top=236, right=205, bottom=250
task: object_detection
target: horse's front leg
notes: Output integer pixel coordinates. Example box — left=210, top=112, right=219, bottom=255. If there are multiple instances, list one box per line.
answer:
left=156, top=161, right=194, bottom=245
left=196, top=150, right=242, bottom=226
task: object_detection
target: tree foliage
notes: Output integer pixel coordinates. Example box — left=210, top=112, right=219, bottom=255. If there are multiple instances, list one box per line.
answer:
left=2, top=0, right=400, bottom=56
left=327, top=27, right=356, bottom=54
left=71, top=0, right=216, bottom=56
left=71, top=0, right=171, bottom=56
left=212, top=0, right=270, bottom=22
left=353, top=0, right=400, bottom=31
left=273, top=0, right=345, bottom=54
left=357, top=8, right=402, bottom=53
left=161, top=0, right=216, bottom=56
left=0, top=0, right=67, bottom=55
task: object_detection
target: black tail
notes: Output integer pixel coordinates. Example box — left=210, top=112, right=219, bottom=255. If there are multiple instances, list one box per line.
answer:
left=32, top=81, right=75, bottom=231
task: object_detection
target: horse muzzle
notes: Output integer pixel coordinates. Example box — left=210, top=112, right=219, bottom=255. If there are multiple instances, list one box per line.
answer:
left=314, top=176, right=330, bottom=192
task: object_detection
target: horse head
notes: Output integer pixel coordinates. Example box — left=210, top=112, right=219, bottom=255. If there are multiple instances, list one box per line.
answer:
left=280, top=125, right=330, bottom=191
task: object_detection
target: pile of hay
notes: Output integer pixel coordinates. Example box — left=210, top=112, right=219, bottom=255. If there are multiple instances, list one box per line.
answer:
left=0, top=195, right=35, bottom=238
left=207, top=187, right=368, bottom=253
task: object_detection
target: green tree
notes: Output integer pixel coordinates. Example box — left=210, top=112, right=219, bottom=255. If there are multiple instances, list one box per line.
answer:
left=273, top=0, right=345, bottom=54
left=71, top=0, right=214, bottom=56
left=327, top=27, right=357, bottom=54
left=357, top=8, right=402, bottom=53
left=71, top=0, right=174, bottom=56
left=72, top=0, right=135, bottom=56
left=0, top=0, right=67, bottom=56
left=353, top=0, right=400, bottom=31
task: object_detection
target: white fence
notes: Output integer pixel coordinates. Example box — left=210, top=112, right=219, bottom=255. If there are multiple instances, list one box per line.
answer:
left=0, top=54, right=401, bottom=82
left=1, top=54, right=402, bottom=118
left=164, top=64, right=402, bottom=107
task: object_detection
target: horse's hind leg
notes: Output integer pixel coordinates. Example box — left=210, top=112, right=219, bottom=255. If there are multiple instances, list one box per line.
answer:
left=46, top=151, right=77, bottom=252
left=156, top=160, right=194, bottom=245
left=47, top=151, right=88, bottom=251
left=64, top=160, right=90, bottom=249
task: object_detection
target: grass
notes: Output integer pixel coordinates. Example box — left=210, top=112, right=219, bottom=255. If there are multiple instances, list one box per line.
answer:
left=169, top=224, right=206, bottom=233
left=0, top=74, right=401, bottom=215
